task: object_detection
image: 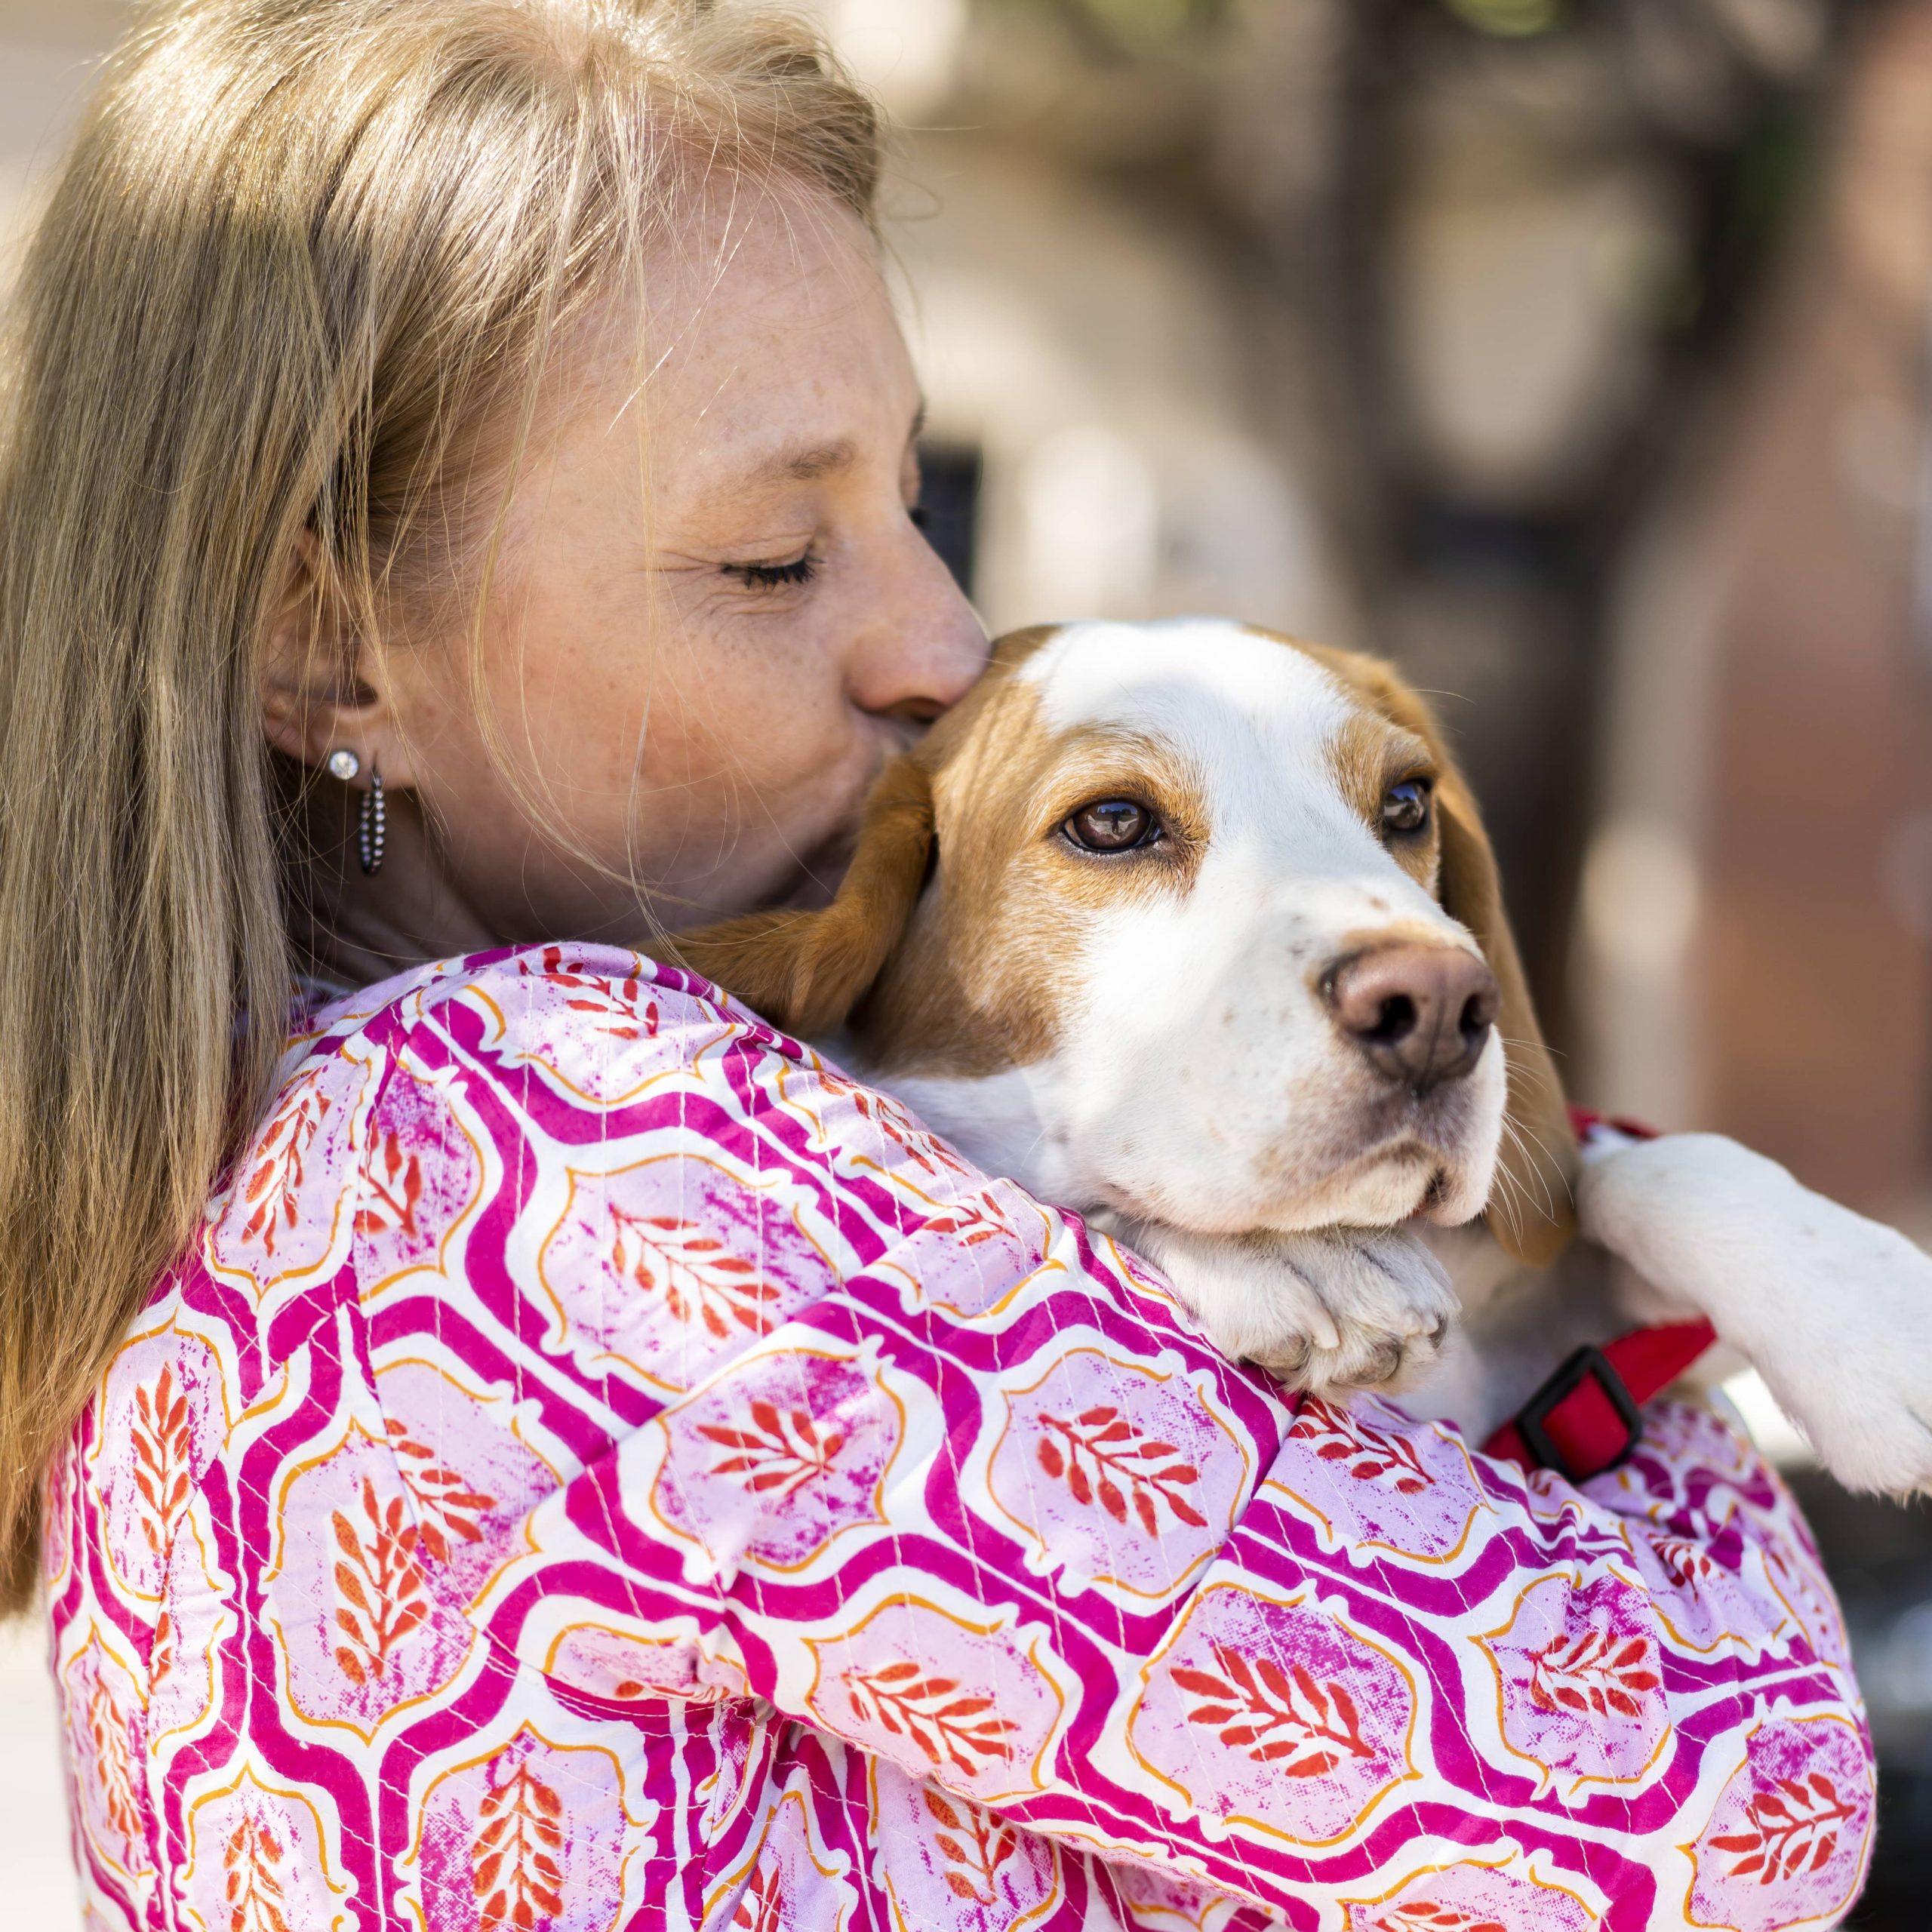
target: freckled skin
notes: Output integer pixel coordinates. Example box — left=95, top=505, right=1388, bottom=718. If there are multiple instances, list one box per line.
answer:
left=269, top=186, right=987, bottom=960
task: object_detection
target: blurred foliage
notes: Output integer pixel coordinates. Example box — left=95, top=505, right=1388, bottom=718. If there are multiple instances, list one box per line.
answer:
left=1443, top=0, right=1566, bottom=33
left=1049, top=0, right=1231, bottom=50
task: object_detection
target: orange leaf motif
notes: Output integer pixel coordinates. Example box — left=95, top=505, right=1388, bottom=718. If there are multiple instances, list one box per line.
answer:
left=608, top=1208, right=781, bottom=1344
left=731, top=1861, right=783, bottom=1932
left=472, top=1751, right=566, bottom=1927
left=1710, top=1772, right=1857, bottom=1886
left=130, top=1362, right=195, bottom=1558
left=843, top=1660, right=1019, bottom=1777
left=329, top=1475, right=429, bottom=1686
left=818, top=1070, right=970, bottom=1183
left=1174, top=1641, right=1377, bottom=1777
left=84, top=1670, right=140, bottom=1843
left=222, top=1807, right=291, bottom=1932
left=524, top=946, right=660, bottom=1042
left=695, top=1398, right=845, bottom=1501
left=920, top=1189, right=1023, bottom=1251
left=355, top=1128, right=424, bottom=1240
left=1291, top=1398, right=1433, bottom=1496
left=922, top=1783, right=1019, bottom=1906
left=1035, top=1404, right=1207, bottom=1535
left=1526, top=1624, right=1661, bottom=1721
left=238, top=1083, right=329, bottom=1257
left=384, top=1418, right=495, bottom=1566
left=1651, top=1535, right=1717, bottom=1589
left=151, top=1605, right=178, bottom=1692
left=1371, top=1905, right=1506, bottom=1932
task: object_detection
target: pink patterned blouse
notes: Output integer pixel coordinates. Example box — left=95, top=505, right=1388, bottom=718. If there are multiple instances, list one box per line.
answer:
left=44, top=945, right=1874, bottom=1931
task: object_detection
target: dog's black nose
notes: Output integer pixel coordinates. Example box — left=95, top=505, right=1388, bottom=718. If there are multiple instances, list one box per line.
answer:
left=1324, top=942, right=1500, bottom=1094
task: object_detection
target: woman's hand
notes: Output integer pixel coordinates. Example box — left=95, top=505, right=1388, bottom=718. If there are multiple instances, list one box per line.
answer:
left=1580, top=1128, right=1932, bottom=1494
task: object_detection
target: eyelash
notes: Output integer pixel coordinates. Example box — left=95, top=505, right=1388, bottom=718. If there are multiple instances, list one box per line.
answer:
left=722, top=554, right=818, bottom=589
left=720, top=503, right=924, bottom=589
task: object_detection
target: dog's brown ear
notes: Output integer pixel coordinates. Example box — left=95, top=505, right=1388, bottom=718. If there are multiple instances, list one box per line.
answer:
left=1308, top=645, right=1578, bottom=1265
left=1432, top=766, right=1578, bottom=1265
left=673, top=757, right=934, bottom=1038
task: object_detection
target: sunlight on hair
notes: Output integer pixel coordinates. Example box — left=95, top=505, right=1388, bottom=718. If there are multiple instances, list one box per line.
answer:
left=0, top=0, right=886, bottom=1614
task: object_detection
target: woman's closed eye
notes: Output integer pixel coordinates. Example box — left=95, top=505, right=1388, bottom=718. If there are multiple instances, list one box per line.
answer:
left=721, top=551, right=818, bottom=590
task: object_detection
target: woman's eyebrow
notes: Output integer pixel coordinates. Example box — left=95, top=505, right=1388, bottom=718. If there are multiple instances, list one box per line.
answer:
left=774, top=437, right=858, bottom=482
left=689, top=438, right=858, bottom=516
left=697, top=401, right=927, bottom=509
left=741, top=437, right=860, bottom=489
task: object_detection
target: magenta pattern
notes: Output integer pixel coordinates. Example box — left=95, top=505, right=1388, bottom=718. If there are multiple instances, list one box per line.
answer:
left=42, top=944, right=1874, bottom=1930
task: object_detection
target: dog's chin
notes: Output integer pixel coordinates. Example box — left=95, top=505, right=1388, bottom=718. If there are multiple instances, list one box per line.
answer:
left=1306, top=1118, right=1504, bottom=1233
left=1417, top=1131, right=1503, bottom=1229
left=1278, top=1143, right=1448, bottom=1232
left=1091, top=1134, right=1497, bottom=1239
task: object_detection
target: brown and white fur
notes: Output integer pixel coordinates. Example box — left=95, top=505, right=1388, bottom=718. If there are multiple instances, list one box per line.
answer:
left=680, top=619, right=1932, bottom=1494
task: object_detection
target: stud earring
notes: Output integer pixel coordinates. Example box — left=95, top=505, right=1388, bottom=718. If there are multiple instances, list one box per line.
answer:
left=325, top=747, right=361, bottom=783
left=357, top=764, right=386, bottom=878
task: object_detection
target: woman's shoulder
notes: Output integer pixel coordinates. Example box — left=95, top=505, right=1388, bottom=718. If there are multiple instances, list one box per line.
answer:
left=184, top=945, right=817, bottom=1313
left=287, top=941, right=803, bottom=1085
left=257, top=941, right=1000, bottom=1266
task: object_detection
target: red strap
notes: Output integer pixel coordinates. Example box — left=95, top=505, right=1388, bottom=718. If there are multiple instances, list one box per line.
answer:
left=1481, top=1108, right=1717, bottom=1481
left=1480, top=1318, right=1718, bottom=1481
left=1567, top=1104, right=1661, bottom=1143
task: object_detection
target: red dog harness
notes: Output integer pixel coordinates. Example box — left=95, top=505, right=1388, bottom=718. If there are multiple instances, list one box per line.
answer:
left=1478, top=1112, right=1718, bottom=1484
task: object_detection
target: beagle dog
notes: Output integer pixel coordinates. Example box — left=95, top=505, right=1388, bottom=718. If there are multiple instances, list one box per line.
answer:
left=680, top=619, right=1932, bottom=1494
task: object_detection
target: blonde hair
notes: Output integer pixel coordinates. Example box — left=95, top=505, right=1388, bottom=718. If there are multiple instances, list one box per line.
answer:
left=0, top=0, right=881, bottom=1612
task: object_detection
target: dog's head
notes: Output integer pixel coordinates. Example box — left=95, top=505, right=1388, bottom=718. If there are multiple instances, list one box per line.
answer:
left=680, top=618, right=1576, bottom=1265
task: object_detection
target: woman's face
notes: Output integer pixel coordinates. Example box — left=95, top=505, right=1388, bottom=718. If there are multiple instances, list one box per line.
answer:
left=363, top=189, right=987, bottom=943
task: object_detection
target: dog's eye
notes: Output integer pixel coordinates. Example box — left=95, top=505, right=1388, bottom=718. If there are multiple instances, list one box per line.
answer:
left=1064, top=799, right=1159, bottom=853
left=1382, top=779, right=1432, bottom=837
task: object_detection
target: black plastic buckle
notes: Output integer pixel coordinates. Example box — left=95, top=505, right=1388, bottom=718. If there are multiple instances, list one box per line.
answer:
left=1515, top=1343, right=1644, bottom=1484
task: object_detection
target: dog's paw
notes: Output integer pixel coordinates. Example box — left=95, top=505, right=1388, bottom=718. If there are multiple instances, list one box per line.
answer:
left=1717, top=1244, right=1932, bottom=1497
left=1124, top=1221, right=1460, bottom=1395
left=1581, top=1132, right=1932, bottom=1495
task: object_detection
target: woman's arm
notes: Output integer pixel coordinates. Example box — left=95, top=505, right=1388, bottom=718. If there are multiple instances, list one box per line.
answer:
left=363, top=948, right=1873, bottom=1930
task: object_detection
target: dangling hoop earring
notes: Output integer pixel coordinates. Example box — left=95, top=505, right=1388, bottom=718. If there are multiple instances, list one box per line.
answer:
left=325, top=749, right=386, bottom=878
left=357, top=764, right=386, bottom=878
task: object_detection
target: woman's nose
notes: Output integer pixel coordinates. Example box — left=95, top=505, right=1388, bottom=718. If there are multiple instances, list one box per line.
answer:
left=848, top=526, right=989, bottom=724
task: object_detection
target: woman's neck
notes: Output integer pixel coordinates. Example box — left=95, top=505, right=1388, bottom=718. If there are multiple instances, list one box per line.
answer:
left=280, top=771, right=501, bottom=989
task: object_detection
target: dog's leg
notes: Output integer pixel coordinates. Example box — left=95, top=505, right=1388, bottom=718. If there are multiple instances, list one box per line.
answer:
left=1579, top=1131, right=1932, bottom=1494
left=1109, top=1218, right=1460, bottom=1395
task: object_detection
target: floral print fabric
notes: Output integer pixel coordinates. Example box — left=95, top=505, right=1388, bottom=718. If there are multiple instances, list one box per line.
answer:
left=43, top=944, right=1873, bottom=1930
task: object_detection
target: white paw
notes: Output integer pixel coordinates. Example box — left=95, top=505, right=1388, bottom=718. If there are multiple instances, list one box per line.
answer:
left=1124, top=1221, right=1460, bottom=1395
left=1580, top=1133, right=1932, bottom=1495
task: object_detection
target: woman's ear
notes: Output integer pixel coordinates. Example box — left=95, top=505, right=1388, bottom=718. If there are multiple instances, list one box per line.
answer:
left=258, top=534, right=418, bottom=786
left=675, top=756, right=935, bottom=1038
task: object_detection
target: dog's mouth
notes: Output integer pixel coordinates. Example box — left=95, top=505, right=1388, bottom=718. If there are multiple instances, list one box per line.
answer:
left=1287, top=1134, right=1451, bottom=1223
left=1297, top=1088, right=1505, bottom=1228
left=1092, top=1132, right=1475, bottom=1239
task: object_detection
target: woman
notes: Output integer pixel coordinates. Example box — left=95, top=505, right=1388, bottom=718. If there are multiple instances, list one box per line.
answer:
left=0, top=3, right=1872, bottom=1928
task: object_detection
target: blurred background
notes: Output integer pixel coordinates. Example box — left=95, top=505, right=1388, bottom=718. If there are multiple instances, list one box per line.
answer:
left=5, top=0, right=1932, bottom=1922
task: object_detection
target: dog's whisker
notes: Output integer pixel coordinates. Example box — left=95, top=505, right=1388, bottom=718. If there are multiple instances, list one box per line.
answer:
left=1494, top=1165, right=1530, bottom=1238
left=1506, top=1112, right=1577, bottom=1208
left=1497, top=1112, right=1562, bottom=1221
left=1496, top=1033, right=1569, bottom=1065
left=1484, top=1140, right=1530, bottom=1239
left=1496, top=1045, right=1567, bottom=1088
